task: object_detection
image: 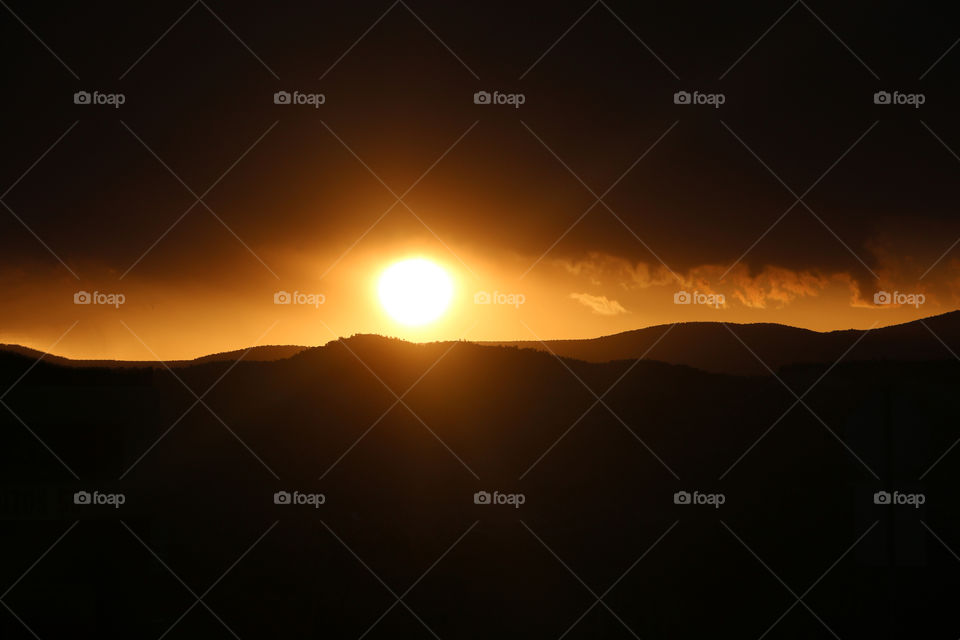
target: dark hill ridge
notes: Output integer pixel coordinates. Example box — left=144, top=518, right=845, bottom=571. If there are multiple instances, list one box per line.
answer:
left=483, top=310, right=960, bottom=375
left=5, top=311, right=957, bottom=376
left=0, top=343, right=308, bottom=369
left=1, top=330, right=959, bottom=636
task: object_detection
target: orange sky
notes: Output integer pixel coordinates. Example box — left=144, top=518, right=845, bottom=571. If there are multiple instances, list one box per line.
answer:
left=2, top=234, right=956, bottom=361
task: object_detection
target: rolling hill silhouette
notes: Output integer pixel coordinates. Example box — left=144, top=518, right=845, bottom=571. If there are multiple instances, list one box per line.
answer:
left=0, top=344, right=308, bottom=369
left=1, top=322, right=959, bottom=637
left=485, top=310, right=960, bottom=374
left=6, top=312, right=959, bottom=377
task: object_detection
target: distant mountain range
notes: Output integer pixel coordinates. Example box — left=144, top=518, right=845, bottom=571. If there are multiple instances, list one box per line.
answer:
left=5, top=311, right=958, bottom=376
left=0, top=343, right=308, bottom=369
left=1, top=315, right=958, bottom=636
left=484, top=310, right=960, bottom=375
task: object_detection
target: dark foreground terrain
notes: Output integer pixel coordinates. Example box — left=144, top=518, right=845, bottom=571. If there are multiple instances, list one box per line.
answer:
left=2, top=323, right=959, bottom=638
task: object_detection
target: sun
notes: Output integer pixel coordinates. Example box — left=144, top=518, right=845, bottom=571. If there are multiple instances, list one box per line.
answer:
left=378, top=258, right=454, bottom=326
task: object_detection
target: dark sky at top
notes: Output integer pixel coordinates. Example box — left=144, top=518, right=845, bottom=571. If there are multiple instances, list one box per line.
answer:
left=2, top=1, right=959, bottom=328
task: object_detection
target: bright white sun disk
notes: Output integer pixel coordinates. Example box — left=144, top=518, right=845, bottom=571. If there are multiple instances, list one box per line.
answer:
left=378, top=258, right=453, bottom=326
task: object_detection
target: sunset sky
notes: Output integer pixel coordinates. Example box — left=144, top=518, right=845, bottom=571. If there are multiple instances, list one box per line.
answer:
left=3, top=1, right=959, bottom=359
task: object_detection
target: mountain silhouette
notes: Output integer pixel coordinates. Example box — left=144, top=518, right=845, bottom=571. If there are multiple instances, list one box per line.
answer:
left=1, top=323, right=958, bottom=637
left=0, top=343, right=308, bottom=369
left=484, top=310, right=960, bottom=374
left=6, top=312, right=959, bottom=377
